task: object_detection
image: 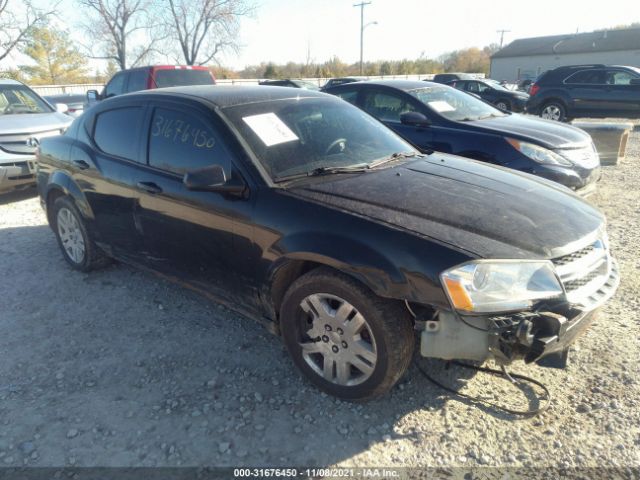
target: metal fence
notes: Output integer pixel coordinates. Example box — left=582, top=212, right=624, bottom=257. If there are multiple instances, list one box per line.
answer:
left=30, top=73, right=486, bottom=95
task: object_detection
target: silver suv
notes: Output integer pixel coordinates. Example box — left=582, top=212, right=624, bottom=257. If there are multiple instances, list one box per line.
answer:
left=0, top=79, right=72, bottom=194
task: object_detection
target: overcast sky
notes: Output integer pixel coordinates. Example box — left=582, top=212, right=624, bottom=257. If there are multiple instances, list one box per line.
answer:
left=23, top=0, right=640, bottom=71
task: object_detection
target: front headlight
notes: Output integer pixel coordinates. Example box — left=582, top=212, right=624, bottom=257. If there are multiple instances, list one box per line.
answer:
left=440, top=260, right=563, bottom=313
left=506, top=138, right=573, bottom=166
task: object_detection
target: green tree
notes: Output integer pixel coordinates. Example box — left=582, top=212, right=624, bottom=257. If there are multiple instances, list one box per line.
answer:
left=263, top=62, right=278, bottom=79
left=21, top=25, right=89, bottom=84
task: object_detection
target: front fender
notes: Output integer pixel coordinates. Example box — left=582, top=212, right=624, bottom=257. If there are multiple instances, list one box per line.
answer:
left=272, top=231, right=405, bottom=297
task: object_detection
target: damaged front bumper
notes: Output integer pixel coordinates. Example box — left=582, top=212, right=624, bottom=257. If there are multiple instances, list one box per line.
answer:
left=421, top=259, right=620, bottom=368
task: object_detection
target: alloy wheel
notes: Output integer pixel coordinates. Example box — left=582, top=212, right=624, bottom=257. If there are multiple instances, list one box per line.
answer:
left=57, top=207, right=86, bottom=264
left=541, top=105, right=562, bottom=121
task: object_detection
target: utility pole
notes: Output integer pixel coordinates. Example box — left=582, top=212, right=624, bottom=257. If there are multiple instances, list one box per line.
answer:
left=497, top=29, right=510, bottom=48
left=354, top=1, right=372, bottom=75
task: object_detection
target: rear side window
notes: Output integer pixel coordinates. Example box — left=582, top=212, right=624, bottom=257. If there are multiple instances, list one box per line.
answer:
left=565, top=70, right=605, bottom=85
left=93, top=107, right=144, bottom=162
left=127, top=70, right=147, bottom=92
left=148, top=107, right=230, bottom=175
left=153, top=69, right=214, bottom=88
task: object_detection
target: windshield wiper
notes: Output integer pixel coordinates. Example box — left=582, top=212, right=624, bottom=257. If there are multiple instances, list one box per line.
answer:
left=367, top=151, right=422, bottom=169
left=274, top=164, right=370, bottom=182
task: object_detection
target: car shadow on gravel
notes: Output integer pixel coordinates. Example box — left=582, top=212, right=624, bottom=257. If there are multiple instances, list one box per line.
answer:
left=0, top=186, right=38, bottom=205
left=0, top=223, right=542, bottom=468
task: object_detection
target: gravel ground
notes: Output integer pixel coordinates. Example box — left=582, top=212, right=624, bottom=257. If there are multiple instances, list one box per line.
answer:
left=0, top=132, right=639, bottom=471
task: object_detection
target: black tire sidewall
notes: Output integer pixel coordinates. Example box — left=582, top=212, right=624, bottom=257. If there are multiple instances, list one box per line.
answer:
left=52, top=197, right=92, bottom=271
left=281, top=273, right=397, bottom=400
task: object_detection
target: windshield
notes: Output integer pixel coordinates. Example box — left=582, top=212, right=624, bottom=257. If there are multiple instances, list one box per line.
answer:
left=223, top=97, right=417, bottom=181
left=0, top=85, right=52, bottom=115
left=154, top=69, right=214, bottom=88
left=408, top=85, right=505, bottom=121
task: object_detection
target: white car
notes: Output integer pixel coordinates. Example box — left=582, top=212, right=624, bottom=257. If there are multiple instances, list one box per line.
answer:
left=0, top=79, right=72, bottom=194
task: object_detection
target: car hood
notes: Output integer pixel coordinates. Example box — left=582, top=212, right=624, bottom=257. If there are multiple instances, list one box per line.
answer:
left=0, top=112, right=72, bottom=135
left=288, top=153, right=604, bottom=260
left=466, top=113, right=590, bottom=149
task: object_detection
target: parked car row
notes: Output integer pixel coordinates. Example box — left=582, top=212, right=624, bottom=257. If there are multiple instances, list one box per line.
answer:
left=35, top=83, right=619, bottom=400
left=323, top=80, right=600, bottom=195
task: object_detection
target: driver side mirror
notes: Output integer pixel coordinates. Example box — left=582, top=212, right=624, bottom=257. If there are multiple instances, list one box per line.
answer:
left=183, top=165, right=245, bottom=195
left=400, top=111, right=430, bottom=127
left=86, top=89, right=100, bottom=103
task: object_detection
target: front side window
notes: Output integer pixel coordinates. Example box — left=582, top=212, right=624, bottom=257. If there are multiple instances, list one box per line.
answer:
left=362, top=90, right=419, bottom=123
left=93, top=107, right=144, bottom=161
left=148, top=108, right=230, bottom=175
left=0, top=85, right=52, bottom=115
left=104, top=73, right=126, bottom=97
left=334, top=89, right=359, bottom=105
left=409, top=85, right=505, bottom=121
left=466, top=82, right=480, bottom=93
left=565, top=70, right=606, bottom=85
left=222, top=97, right=415, bottom=181
left=606, top=70, right=638, bottom=85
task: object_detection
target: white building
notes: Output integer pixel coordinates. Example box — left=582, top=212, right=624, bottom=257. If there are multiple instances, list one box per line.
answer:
left=490, top=27, right=640, bottom=82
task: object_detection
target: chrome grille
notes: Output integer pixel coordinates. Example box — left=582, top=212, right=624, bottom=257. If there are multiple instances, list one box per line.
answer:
left=0, top=129, right=61, bottom=155
left=552, top=237, right=619, bottom=310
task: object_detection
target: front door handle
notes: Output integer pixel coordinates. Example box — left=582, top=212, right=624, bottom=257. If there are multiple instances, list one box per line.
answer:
left=136, top=181, right=163, bottom=194
left=72, top=160, right=90, bottom=170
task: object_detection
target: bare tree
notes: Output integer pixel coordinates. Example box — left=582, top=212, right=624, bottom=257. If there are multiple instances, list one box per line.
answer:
left=0, top=0, right=57, bottom=62
left=76, top=0, right=157, bottom=70
left=163, top=0, right=253, bottom=66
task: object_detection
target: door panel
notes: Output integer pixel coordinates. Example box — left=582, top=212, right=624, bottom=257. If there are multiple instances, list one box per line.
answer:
left=132, top=103, right=259, bottom=309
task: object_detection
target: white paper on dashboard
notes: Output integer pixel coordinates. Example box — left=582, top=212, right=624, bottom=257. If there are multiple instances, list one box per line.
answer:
left=427, top=101, right=455, bottom=112
left=242, top=113, right=299, bottom=147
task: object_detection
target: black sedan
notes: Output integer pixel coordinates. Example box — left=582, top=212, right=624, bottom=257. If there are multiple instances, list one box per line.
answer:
left=447, top=78, right=529, bottom=112
left=37, top=86, right=618, bottom=400
left=324, top=80, right=601, bottom=195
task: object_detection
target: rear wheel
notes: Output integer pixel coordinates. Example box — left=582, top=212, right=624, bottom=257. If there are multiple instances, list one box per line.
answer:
left=280, top=267, right=414, bottom=400
left=51, top=196, right=110, bottom=272
left=540, top=101, right=566, bottom=122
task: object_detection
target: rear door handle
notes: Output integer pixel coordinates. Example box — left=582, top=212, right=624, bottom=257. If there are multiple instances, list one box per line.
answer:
left=72, top=160, right=90, bottom=170
left=136, top=181, right=163, bottom=194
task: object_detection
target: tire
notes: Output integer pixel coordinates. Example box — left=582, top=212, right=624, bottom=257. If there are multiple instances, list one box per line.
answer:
left=495, top=100, right=511, bottom=111
left=280, top=267, right=414, bottom=400
left=51, top=196, right=110, bottom=272
left=539, top=101, right=566, bottom=122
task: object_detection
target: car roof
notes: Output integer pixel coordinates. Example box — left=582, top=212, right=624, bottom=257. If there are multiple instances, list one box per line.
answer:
left=123, top=85, right=329, bottom=108
left=0, top=79, right=23, bottom=85
left=333, top=79, right=439, bottom=91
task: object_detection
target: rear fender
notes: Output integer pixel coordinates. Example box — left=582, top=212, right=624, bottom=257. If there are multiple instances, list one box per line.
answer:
left=45, top=170, right=94, bottom=221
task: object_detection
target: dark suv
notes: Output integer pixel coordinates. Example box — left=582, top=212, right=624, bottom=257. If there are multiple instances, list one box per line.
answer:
left=526, top=64, right=640, bottom=121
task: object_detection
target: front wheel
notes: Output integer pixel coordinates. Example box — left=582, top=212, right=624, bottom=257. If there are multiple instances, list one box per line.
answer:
left=495, top=100, right=511, bottom=111
left=280, top=267, right=414, bottom=400
left=540, top=101, right=566, bottom=122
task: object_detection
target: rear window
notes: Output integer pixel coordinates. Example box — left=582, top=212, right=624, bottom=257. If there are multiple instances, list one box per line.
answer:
left=93, top=107, right=144, bottom=162
left=153, top=69, right=214, bottom=88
